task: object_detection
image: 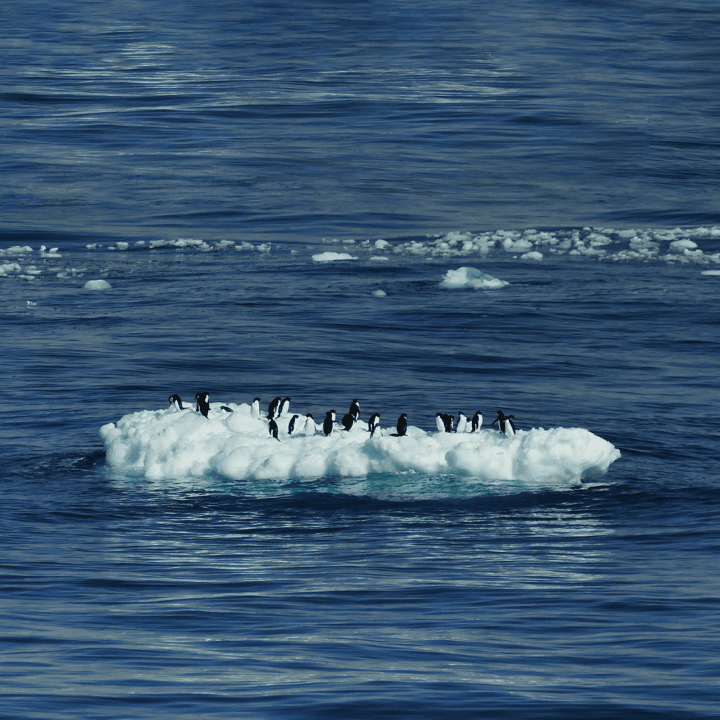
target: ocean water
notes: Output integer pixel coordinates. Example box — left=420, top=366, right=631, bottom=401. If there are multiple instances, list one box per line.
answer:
left=2, top=1, right=720, bottom=718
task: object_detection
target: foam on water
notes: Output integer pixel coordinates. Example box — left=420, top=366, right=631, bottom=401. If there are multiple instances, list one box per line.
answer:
left=100, top=402, right=620, bottom=488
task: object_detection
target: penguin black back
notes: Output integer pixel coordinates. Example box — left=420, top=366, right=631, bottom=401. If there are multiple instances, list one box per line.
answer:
left=396, top=413, right=408, bottom=437
left=195, top=392, right=210, bottom=418
left=323, top=411, right=334, bottom=436
left=269, top=418, right=280, bottom=441
left=268, top=397, right=282, bottom=419
left=342, top=413, right=355, bottom=431
left=369, top=413, right=380, bottom=437
left=169, top=394, right=184, bottom=410
left=288, top=414, right=299, bottom=434
left=349, top=399, right=360, bottom=421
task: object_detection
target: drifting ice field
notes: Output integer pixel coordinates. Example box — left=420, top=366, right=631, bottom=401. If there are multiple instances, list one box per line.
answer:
left=100, top=402, right=621, bottom=487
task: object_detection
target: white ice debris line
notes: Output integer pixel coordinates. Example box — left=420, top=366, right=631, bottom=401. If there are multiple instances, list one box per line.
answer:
left=386, top=227, right=720, bottom=264
left=100, top=403, right=621, bottom=485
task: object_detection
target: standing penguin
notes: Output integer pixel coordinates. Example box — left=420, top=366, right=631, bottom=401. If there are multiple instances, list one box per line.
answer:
left=288, top=414, right=300, bottom=435
left=251, top=398, right=261, bottom=419
left=491, top=410, right=516, bottom=436
left=195, top=392, right=210, bottom=418
left=169, top=394, right=184, bottom=411
left=471, top=411, right=483, bottom=432
left=349, top=399, right=360, bottom=421
left=269, top=418, right=280, bottom=441
left=442, top=414, right=454, bottom=433
left=304, top=414, right=316, bottom=436
left=396, top=413, right=408, bottom=437
left=323, top=411, right=335, bottom=436
left=435, top=412, right=446, bottom=432
left=456, top=412, right=468, bottom=434
left=279, top=397, right=291, bottom=418
left=369, top=413, right=381, bottom=437
left=341, top=413, right=355, bottom=431
left=267, top=397, right=282, bottom=419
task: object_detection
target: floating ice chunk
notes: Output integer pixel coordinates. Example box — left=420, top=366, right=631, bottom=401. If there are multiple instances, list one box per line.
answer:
left=372, top=289, right=387, bottom=296
left=439, top=267, right=509, bottom=290
left=375, top=239, right=390, bottom=249
left=502, top=237, right=534, bottom=252
left=100, top=404, right=620, bottom=486
left=312, top=252, right=359, bottom=262
left=701, top=270, right=720, bottom=276
left=0, top=245, right=33, bottom=257
left=669, top=239, right=698, bottom=251
left=0, top=262, right=21, bottom=276
left=84, top=279, right=112, bottom=290
left=370, top=256, right=390, bottom=262
left=521, top=251, right=543, bottom=261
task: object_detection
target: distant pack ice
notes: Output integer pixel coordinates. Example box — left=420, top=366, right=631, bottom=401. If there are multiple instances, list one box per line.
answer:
left=100, top=402, right=620, bottom=486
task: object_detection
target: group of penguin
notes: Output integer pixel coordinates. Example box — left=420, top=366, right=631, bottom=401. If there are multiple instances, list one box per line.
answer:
left=169, top=393, right=516, bottom=441
left=435, top=410, right=515, bottom=435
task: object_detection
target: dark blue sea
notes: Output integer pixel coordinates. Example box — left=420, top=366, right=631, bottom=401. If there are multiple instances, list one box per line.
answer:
left=2, top=1, right=720, bottom=718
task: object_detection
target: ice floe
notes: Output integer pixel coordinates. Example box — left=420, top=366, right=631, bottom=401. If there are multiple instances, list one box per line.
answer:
left=439, top=267, right=509, bottom=290
left=100, top=402, right=620, bottom=486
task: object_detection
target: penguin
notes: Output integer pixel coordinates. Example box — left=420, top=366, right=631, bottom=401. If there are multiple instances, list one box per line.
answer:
left=169, top=394, right=184, bottom=411
left=491, top=410, right=516, bottom=436
left=220, top=406, right=233, bottom=413
left=435, top=413, right=446, bottom=432
left=396, top=413, right=408, bottom=437
left=442, top=414, right=454, bottom=433
left=288, top=414, right=300, bottom=435
left=369, top=413, right=380, bottom=437
left=349, top=399, right=360, bottom=421
left=456, top=412, right=468, bottom=434
left=341, top=413, right=355, bottom=431
left=251, top=398, right=261, bottom=419
left=269, top=418, right=280, bottom=441
left=304, top=413, right=316, bottom=436
left=267, top=397, right=282, bottom=419
left=471, top=411, right=483, bottom=432
left=323, top=411, right=335, bottom=436
left=195, top=392, right=210, bottom=418
left=279, top=397, right=291, bottom=418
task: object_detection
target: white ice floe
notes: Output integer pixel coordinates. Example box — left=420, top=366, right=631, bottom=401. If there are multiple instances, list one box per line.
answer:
left=0, top=245, right=33, bottom=257
left=100, top=403, right=620, bottom=486
left=0, top=262, right=22, bottom=276
left=439, top=267, right=509, bottom=290
left=312, top=252, right=359, bottom=262
left=84, top=279, right=112, bottom=290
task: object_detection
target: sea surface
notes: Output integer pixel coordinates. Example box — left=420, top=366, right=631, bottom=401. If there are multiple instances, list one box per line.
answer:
left=2, top=1, right=719, bottom=718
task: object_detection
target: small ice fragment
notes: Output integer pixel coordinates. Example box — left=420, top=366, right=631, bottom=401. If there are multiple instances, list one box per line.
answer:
left=312, top=252, right=358, bottom=262
left=439, top=267, right=509, bottom=290
left=84, top=279, right=112, bottom=290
